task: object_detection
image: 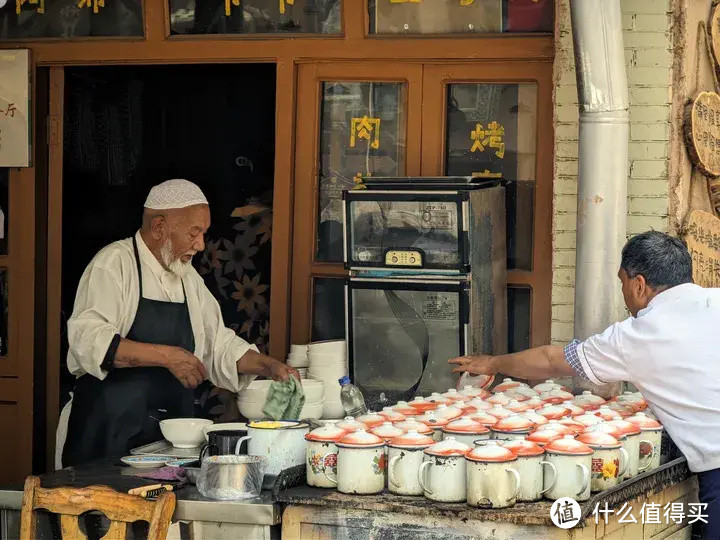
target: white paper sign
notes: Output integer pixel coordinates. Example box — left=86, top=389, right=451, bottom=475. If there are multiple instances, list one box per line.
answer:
left=0, top=49, right=31, bottom=167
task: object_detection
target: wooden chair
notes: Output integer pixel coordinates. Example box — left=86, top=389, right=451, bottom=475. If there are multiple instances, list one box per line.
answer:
left=19, top=476, right=176, bottom=540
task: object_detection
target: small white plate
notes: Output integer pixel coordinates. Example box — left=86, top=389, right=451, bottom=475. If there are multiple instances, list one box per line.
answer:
left=165, top=458, right=198, bottom=467
left=121, top=455, right=168, bottom=469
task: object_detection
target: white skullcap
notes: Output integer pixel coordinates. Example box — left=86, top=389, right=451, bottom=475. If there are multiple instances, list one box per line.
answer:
left=144, top=179, right=209, bottom=210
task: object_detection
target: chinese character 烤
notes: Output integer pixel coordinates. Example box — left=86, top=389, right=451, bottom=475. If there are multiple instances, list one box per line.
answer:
left=470, top=121, right=505, bottom=158
left=350, top=116, right=381, bottom=150
left=554, top=500, right=579, bottom=525
left=279, top=0, right=294, bottom=14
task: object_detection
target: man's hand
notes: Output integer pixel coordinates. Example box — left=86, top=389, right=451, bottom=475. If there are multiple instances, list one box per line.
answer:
left=237, top=349, right=300, bottom=382
left=163, top=347, right=207, bottom=389
left=448, top=354, right=496, bottom=376
left=268, top=359, right=301, bottom=383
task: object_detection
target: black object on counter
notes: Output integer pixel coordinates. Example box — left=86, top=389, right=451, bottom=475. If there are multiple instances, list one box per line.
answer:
left=200, top=429, right=250, bottom=459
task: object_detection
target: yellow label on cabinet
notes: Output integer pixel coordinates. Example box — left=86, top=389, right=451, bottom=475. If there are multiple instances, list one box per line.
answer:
left=385, top=250, right=423, bottom=267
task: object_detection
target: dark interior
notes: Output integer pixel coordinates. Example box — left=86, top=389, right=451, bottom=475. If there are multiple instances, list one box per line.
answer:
left=60, top=64, right=276, bottom=417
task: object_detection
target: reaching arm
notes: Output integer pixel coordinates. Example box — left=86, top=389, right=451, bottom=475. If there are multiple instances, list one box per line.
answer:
left=237, top=349, right=300, bottom=382
left=114, top=339, right=208, bottom=389
left=449, top=345, right=575, bottom=380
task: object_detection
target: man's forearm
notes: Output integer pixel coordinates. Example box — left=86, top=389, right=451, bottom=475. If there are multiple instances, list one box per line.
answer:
left=236, top=349, right=274, bottom=377
left=490, top=345, right=573, bottom=380
left=114, top=338, right=170, bottom=369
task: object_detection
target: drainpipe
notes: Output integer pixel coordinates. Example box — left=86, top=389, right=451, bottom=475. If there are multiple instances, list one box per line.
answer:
left=569, top=0, right=629, bottom=398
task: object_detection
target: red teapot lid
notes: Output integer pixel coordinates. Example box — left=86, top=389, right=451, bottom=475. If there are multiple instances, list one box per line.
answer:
left=544, top=434, right=593, bottom=456
left=337, top=429, right=385, bottom=448
left=467, top=441, right=517, bottom=462
left=305, top=424, right=348, bottom=442
left=425, top=436, right=470, bottom=457
left=388, top=429, right=435, bottom=448
left=502, top=439, right=544, bottom=457
left=492, top=413, right=534, bottom=433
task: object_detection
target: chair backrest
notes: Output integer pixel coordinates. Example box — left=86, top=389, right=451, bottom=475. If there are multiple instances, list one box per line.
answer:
left=19, top=476, right=176, bottom=540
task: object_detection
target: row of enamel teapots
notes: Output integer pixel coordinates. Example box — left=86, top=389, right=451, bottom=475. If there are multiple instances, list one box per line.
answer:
left=306, top=425, right=627, bottom=508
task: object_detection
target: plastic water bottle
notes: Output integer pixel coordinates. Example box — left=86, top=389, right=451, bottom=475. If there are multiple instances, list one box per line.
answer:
left=338, top=376, right=368, bottom=417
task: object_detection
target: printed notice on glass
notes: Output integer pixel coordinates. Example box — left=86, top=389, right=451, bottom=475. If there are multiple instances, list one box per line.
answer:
left=422, top=294, right=457, bottom=321
left=0, top=50, right=31, bottom=167
left=421, top=204, right=455, bottom=230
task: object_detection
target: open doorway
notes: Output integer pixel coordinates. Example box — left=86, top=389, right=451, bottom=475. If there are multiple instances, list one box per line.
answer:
left=59, top=63, right=276, bottom=421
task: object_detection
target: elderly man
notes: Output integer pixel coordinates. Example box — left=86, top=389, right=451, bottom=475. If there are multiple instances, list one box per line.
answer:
left=450, top=231, right=720, bottom=538
left=61, top=179, right=297, bottom=466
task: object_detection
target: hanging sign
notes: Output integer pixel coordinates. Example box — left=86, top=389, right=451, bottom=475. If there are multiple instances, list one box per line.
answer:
left=684, top=91, right=720, bottom=177
left=683, top=209, right=720, bottom=287
left=0, top=49, right=31, bottom=168
left=711, top=5, right=720, bottom=69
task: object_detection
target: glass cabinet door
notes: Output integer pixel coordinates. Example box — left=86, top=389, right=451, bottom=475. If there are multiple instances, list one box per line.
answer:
left=421, top=63, right=553, bottom=350
left=291, top=63, right=423, bottom=344
left=0, top=0, right=143, bottom=39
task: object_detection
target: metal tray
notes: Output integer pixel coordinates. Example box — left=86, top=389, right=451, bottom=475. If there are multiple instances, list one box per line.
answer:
left=130, top=440, right=203, bottom=459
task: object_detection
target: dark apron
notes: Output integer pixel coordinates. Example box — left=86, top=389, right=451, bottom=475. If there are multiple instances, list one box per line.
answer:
left=63, top=237, right=196, bottom=466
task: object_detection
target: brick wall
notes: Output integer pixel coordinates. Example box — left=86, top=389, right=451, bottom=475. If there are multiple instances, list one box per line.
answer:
left=551, top=0, right=673, bottom=345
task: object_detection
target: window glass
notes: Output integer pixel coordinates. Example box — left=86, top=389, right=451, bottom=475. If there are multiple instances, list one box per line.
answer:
left=507, top=286, right=530, bottom=353
left=369, top=0, right=553, bottom=35
left=170, top=0, right=342, bottom=34
left=312, top=278, right=346, bottom=342
left=0, top=0, right=143, bottom=39
left=445, top=83, right=537, bottom=270
left=317, top=81, right=406, bottom=262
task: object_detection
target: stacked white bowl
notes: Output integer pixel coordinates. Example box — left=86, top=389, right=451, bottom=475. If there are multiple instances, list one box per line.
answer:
left=236, top=379, right=325, bottom=420
left=307, top=340, right=348, bottom=419
left=288, top=344, right=309, bottom=379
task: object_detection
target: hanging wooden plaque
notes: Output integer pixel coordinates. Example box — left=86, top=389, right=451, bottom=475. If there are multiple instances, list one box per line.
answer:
left=684, top=91, right=720, bottom=177
left=682, top=209, right=720, bottom=287
left=711, top=5, right=720, bottom=68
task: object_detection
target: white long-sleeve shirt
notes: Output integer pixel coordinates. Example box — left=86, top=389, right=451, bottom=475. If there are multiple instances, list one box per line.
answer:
left=66, top=231, right=257, bottom=393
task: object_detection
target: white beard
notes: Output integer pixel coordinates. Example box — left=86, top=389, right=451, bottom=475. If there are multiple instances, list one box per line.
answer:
left=160, top=239, right=193, bottom=278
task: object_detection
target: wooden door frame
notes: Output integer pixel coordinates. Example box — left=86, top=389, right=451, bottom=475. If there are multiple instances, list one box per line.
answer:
left=420, top=61, right=554, bottom=347
left=0, top=53, right=37, bottom=480
left=290, top=61, right=424, bottom=344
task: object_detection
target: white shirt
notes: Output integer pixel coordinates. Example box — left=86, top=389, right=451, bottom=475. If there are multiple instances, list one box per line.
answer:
left=573, top=283, right=720, bottom=472
left=66, top=231, right=257, bottom=393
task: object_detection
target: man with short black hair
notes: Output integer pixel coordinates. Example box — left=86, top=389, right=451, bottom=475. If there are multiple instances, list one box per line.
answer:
left=450, top=230, right=720, bottom=538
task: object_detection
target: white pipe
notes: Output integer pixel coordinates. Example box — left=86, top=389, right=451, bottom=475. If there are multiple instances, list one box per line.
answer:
left=570, top=0, right=629, bottom=398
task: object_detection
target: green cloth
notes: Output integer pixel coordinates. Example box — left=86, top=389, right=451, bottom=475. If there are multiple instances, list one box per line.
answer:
left=262, top=377, right=306, bottom=420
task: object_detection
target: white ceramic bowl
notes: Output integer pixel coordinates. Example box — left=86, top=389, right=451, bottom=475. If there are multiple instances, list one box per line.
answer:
left=237, top=378, right=325, bottom=404
left=299, top=399, right=325, bottom=420
left=287, top=356, right=310, bottom=368
left=308, top=340, right=347, bottom=355
left=159, top=418, right=214, bottom=448
left=237, top=397, right=325, bottom=421
left=236, top=400, right=265, bottom=421
left=308, top=352, right=347, bottom=362
left=290, top=344, right=308, bottom=353
left=322, top=400, right=345, bottom=420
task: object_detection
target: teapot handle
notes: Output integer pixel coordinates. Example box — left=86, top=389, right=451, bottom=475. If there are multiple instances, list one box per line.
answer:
left=321, top=453, right=338, bottom=486
left=539, top=461, right=557, bottom=494
left=388, top=456, right=401, bottom=488
left=618, top=447, right=630, bottom=477
left=576, top=463, right=590, bottom=497
left=506, top=467, right=521, bottom=502
left=234, top=436, right=251, bottom=455
left=417, top=460, right=433, bottom=495
left=637, top=440, right=656, bottom=472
